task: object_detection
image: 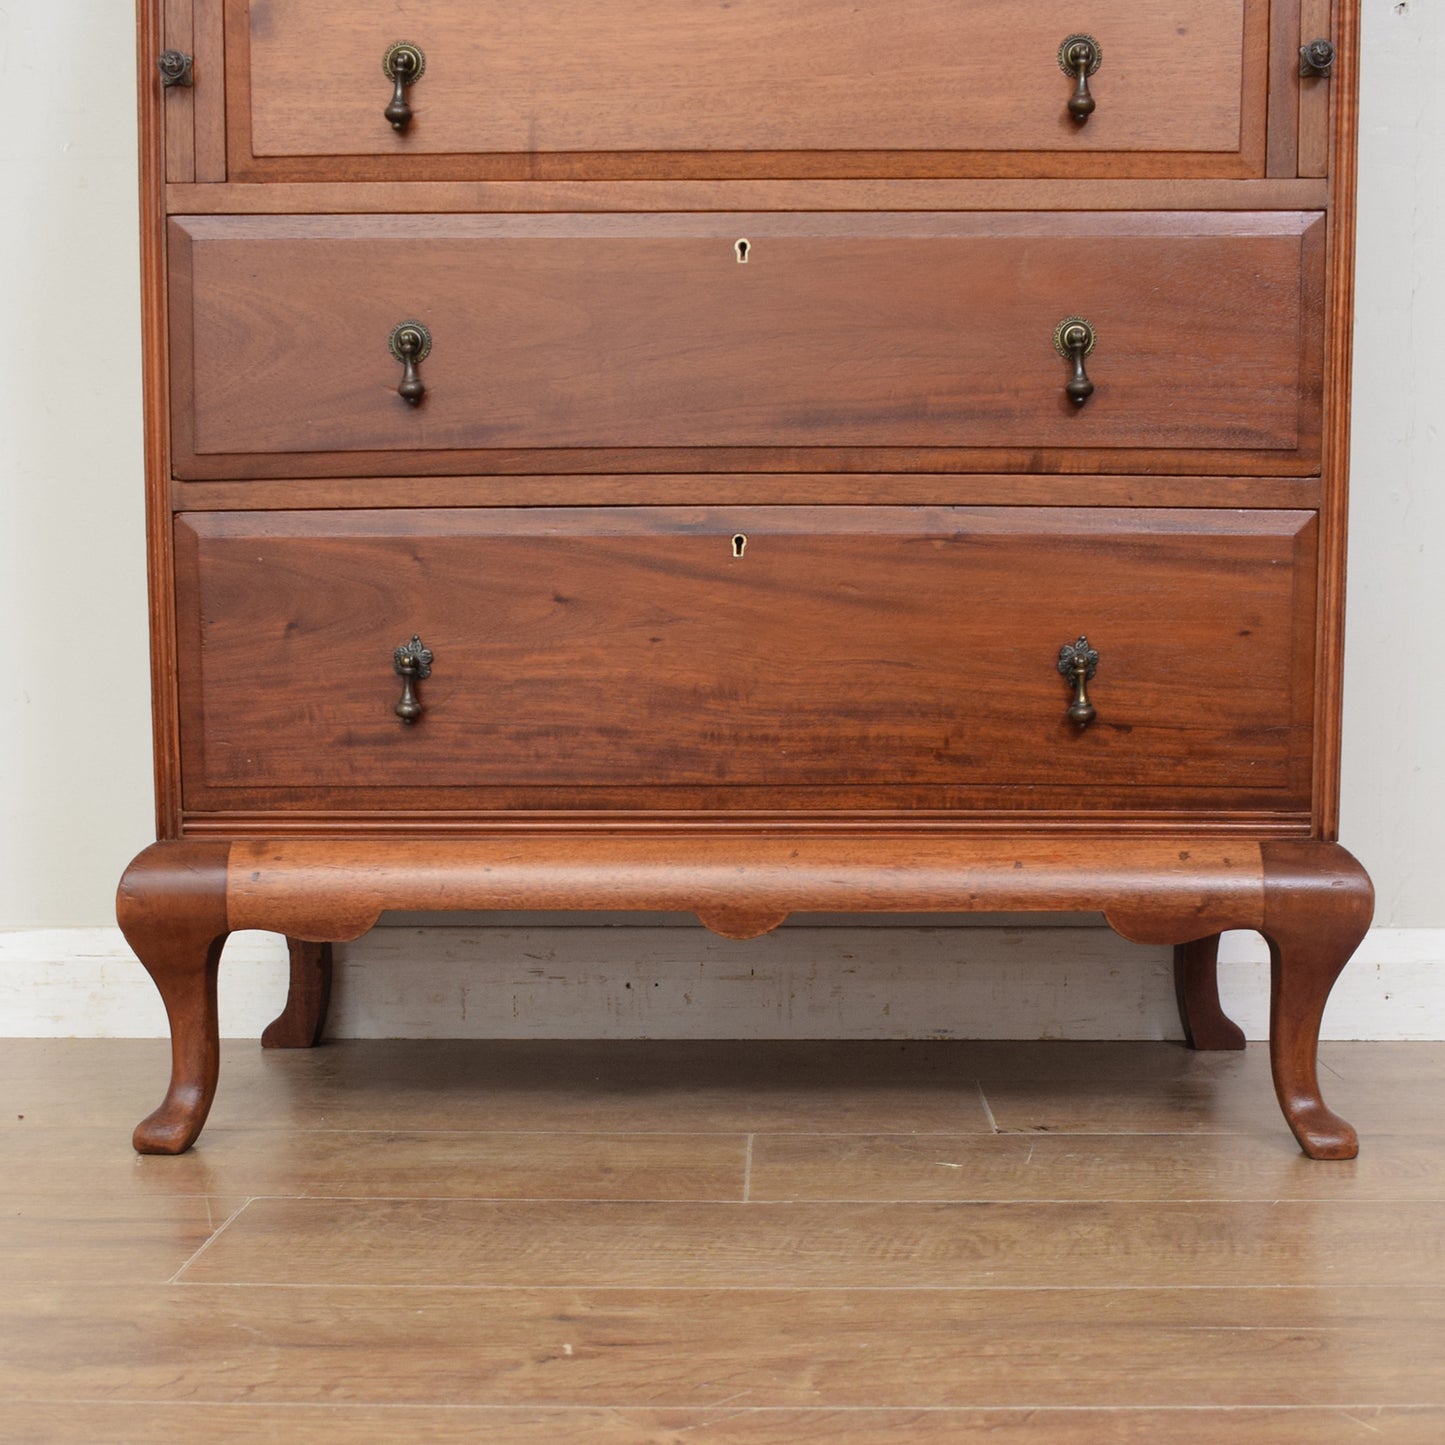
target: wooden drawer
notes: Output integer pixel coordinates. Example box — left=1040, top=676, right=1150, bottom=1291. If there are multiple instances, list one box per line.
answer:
left=226, top=0, right=1268, bottom=181
left=170, top=212, right=1324, bottom=479
left=175, top=506, right=1317, bottom=818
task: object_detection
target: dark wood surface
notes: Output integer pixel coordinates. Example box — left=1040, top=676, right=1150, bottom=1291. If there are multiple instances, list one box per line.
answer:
left=127, top=1, right=1374, bottom=1164
left=1174, top=935, right=1248, bottom=1051
left=174, top=506, right=1317, bottom=813
left=260, top=939, right=332, bottom=1048
left=169, top=211, right=1324, bottom=473
left=115, top=835, right=1369, bottom=1155
left=227, top=0, right=1269, bottom=181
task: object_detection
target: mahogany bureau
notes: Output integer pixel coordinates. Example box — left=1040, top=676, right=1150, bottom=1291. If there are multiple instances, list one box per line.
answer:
left=123, top=0, right=1372, bottom=1157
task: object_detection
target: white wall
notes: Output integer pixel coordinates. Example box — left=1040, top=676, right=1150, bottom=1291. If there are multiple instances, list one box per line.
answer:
left=1, top=4, right=1441, bottom=1037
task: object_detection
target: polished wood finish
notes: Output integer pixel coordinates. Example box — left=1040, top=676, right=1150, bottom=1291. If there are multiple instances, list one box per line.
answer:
left=260, top=939, right=332, bottom=1048
left=169, top=472, right=1325, bottom=515
left=1260, top=839, right=1374, bottom=1159
left=161, top=0, right=193, bottom=183
left=174, top=507, right=1317, bottom=813
left=169, top=212, right=1324, bottom=474
left=229, top=0, right=1269, bottom=181
left=116, top=836, right=1369, bottom=1156
left=1298, top=0, right=1335, bottom=177
left=1173, top=934, right=1248, bottom=1051
left=167, top=178, right=1332, bottom=216
left=115, top=841, right=230, bottom=1155
left=130, top=0, right=1372, bottom=1159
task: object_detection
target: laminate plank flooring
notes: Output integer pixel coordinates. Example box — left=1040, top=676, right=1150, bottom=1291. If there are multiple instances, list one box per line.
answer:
left=2, top=1039, right=1442, bottom=1442
left=7, top=1404, right=1445, bottom=1444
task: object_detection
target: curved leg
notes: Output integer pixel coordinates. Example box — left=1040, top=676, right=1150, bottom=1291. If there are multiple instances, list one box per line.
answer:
left=1173, top=934, right=1246, bottom=1051
left=261, top=939, right=334, bottom=1048
left=1260, top=841, right=1374, bottom=1160
left=116, top=843, right=231, bottom=1155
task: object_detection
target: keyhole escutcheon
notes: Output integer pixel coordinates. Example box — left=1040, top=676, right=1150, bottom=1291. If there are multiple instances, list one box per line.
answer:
left=735, top=238, right=750, bottom=263
left=732, top=534, right=747, bottom=558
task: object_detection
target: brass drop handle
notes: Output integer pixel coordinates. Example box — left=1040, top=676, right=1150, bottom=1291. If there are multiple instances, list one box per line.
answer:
left=1054, top=317, right=1096, bottom=406
left=1058, top=34, right=1101, bottom=122
left=383, top=41, right=425, bottom=132
left=1057, top=636, right=1099, bottom=728
left=393, top=635, right=433, bottom=724
left=390, top=321, right=431, bottom=406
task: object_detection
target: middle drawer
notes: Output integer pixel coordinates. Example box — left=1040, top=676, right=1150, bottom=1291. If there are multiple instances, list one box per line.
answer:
left=170, top=212, right=1323, bottom=479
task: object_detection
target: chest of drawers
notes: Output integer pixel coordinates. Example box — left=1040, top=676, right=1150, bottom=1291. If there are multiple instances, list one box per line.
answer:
left=121, top=0, right=1372, bottom=1158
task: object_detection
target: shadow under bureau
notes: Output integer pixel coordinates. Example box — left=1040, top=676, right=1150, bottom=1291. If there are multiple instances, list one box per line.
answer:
left=122, top=0, right=1371, bottom=1158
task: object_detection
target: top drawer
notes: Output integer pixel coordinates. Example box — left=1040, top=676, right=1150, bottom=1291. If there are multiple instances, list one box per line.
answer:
left=227, top=0, right=1269, bottom=181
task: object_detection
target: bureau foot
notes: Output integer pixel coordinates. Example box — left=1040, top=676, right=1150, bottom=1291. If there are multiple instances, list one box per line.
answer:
left=116, top=843, right=231, bottom=1155
left=1259, top=842, right=1374, bottom=1160
left=261, top=939, right=334, bottom=1048
left=1173, top=935, right=1246, bottom=1050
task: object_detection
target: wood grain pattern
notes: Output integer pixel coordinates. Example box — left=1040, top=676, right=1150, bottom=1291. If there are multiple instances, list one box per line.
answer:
left=166, top=473, right=1326, bottom=516
left=1174, top=934, right=1248, bottom=1050
left=165, top=177, right=1331, bottom=216
left=259, top=937, right=331, bottom=1047
left=231, top=0, right=1263, bottom=174
left=169, top=211, right=1324, bottom=469
left=1311, top=0, right=1360, bottom=838
left=748, top=1132, right=1445, bottom=1203
left=7, top=1405, right=1441, bottom=1445
left=211, top=835, right=1271, bottom=944
left=7, top=1036, right=1433, bottom=1428
left=192, top=0, right=227, bottom=181
left=5, top=1282, right=1442, bottom=1407
left=1267, top=0, right=1302, bottom=177
left=2, top=1127, right=751, bottom=1201
left=174, top=507, right=1317, bottom=812
left=136, top=0, right=185, bottom=839
left=1298, top=0, right=1335, bottom=177
left=0, top=1194, right=229, bottom=1284
left=178, top=1196, right=1445, bottom=1288
left=162, top=0, right=194, bottom=183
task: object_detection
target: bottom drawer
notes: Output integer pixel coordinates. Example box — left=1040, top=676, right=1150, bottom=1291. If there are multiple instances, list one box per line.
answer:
left=175, top=506, right=1317, bottom=817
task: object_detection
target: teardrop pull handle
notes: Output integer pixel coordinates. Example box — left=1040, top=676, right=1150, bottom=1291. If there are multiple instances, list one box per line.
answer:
left=1057, top=636, right=1099, bottom=728
left=390, top=321, right=431, bottom=406
left=383, top=41, right=425, bottom=132
left=393, top=635, right=433, bottom=725
left=1058, top=34, right=1101, bottom=122
left=1054, top=317, right=1096, bottom=406
left=1299, top=38, right=1335, bottom=78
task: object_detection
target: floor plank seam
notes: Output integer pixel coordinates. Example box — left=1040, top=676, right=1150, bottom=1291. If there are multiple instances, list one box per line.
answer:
left=2, top=1400, right=1440, bottom=1413
left=161, top=1288, right=1445, bottom=1300
left=976, top=1081, right=1000, bottom=1133
left=167, top=1196, right=255, bottom=1284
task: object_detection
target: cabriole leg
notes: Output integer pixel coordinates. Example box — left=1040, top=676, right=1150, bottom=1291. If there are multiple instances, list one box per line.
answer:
left=116, top=843, right=231, bottom=1155
left=1173, top=934, right=1247, bottom=1050
left=262, top=938, right=334, bottom=1048
left=1260, top=842, right=1374, bottom=1161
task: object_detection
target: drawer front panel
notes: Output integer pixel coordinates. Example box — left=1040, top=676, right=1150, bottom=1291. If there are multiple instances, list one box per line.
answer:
left=171, top=213, right=1323, bottom=474
left=232, top=0, right=1264, bottom=178
left=176, top=507, right=1316, bottom=815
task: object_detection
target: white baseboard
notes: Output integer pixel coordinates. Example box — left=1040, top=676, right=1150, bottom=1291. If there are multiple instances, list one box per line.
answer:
left=2, top=921, right=1442, bottom=1041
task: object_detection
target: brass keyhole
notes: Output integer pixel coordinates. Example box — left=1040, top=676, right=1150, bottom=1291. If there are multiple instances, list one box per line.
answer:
left=735, top=238, right=750, bottom=263
left=732, top=534, right=747, bottom=558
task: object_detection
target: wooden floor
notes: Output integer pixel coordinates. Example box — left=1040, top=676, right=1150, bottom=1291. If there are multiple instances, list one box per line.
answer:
left=3, top=1039, right=1444, bottom=1442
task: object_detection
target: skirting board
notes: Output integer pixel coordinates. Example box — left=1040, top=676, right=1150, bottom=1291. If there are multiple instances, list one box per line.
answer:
left=1, top=921, right=1441, bottom=1041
